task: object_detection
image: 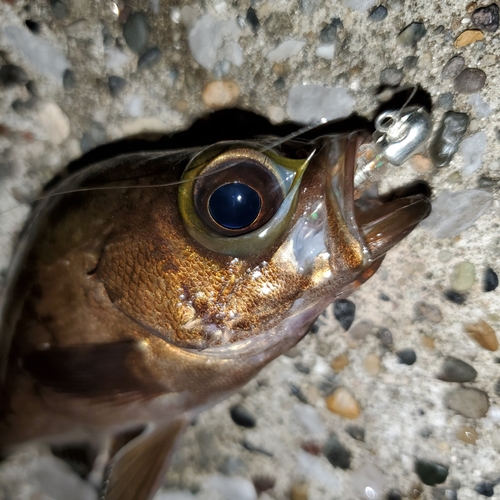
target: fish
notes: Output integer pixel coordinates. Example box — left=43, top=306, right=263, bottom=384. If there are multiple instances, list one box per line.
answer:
left=0, top=126, right=431, bottom=500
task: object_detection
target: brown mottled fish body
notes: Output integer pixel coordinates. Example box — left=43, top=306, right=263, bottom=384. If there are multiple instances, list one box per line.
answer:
left=0, top=133, right=430, bottom=499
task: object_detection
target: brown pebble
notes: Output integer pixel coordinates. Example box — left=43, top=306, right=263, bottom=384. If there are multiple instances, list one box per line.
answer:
left=410, top=154, right=433, bottom=173
left=174, top=99, right=188, bottom=112
left=454, top=29, right=485, bottom=47
left=326, top=387, right=361, bottom=419
left=364, top=353, right=381, bottom=375
left=465, top=320, right=499, bottom=351
left=331, top=353, right=349, bottom=373
left=420, top=335, right=435, bottom=349
left=467, top=2, right=478, bottom=13
left=202, top=80, right=240, bottom=108
left=273, top=62, right=285, bottom=76
left=457, top=426, right=478, bottom=444
left=290, top=481, right=309, bottom=500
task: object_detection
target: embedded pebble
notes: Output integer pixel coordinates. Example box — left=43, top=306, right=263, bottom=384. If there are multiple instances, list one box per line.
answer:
left=454, top=30, right=484, bottom=47
left=420, top=189, right=493, bottom=238
left=460, top=131, right=487, bottom=177
left=443, top=290, right=467, bottom=305
left=325, top=387, right=361, bottom=419
left=349, top=320, right=373, bottom=341
left=323, top=433, right=351, bottom=469
left=293, top=404, right=327, bottom=439
left=380, top=67, right=403, bottom=86
left=492, top=428, right=500, bottom=450
left=446, top=387, right=490, bottom=418
left=37, top=102, right=70, bottom=145
left=441, top=56, right=465, bottom=81
left=471, top=3, right=499, bottom=32
left=420, top=335, right=435, bottom=349
left=456, top=426, right=478, bottom=444
left=368, top=5, right=388, bottom=21
left=397, top=22, right=426, bottom=46
left=378, top=292, right=390, bottom=301
left=468, top=94, right=492, bottom=118
left=138, top=47, right=162, bottom=69
left=404, top=55, right=419, bottom=68
left=108, top=76, right=127, bottom=97
left=484, top=267, right=498, bottom=292
left=202, top=80, right=240, bottom=108
left=454, top=68, right=487, bottom=94
left=315, top=44, right=335, bottom=60
left=438, top=356, right=477, bottom=383
left=475, top=481, right=495, bottom=497
left=495, top=378, right=500, bottom=397
left=4, top=26, right=70, bottom=81
left=363, top=353, right=380, bottom=375
left=189, top=15, right=241, bottom=71
left=0, top=64, right=29, bottom=87
left=345, top=425, right=365, bottom=441
left=123, top=12, right=149, bottom=54
left=465, top=320, right=498, bottom=351
left=267, top=40, right=306, bottom=62
left=287, top=85, right=355, bottom=124
left=396, top=348, right=417, bottom=365
left=333, top=299, right=356, bottom=331
left=438, top=250, right=453, bottom=263
left=415, top=459, right=449, bottom=486
left=319, top=20, right=338, bottom=43
left=63, top=69, right=75, bottom=90
left=410, top=154, right=432, bottom=173
left=429, top=111, right=469, bottom=168
left=331, top=353, right=349, bottom=373
left=451, top=261, right=475, bottom=292
left=246, top=7, right=260, bottom=33
left=205, top=474, right=257, bottom=500
left=344, top=0, right=377, bottom=11
left=437, top=93, right=454, bottom=110
left=252, top=475, right=275, bottom=494
left=415, top=302, right=443, bottom=323
left=290, top=482, right=309, bottom=500
left=230, top=404, right=256, bottom=428
left=377, top=327, right=394, bottom=348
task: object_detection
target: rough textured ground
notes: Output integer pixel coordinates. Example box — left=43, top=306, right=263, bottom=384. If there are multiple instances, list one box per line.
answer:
left=0, top=0, right=499, bottom=499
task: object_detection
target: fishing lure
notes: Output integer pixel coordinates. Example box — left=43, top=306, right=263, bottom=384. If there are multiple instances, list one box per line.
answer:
left=0, top=105, right=431, bottom=500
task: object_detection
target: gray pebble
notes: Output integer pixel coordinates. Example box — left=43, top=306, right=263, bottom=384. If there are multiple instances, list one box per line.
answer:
left=475, top=481, right=495, bottom=497
left=437, top=92, right=454, bottom=111
left=349, top=320, right=373, bottom=340
left=319, top=20, right=338, bottom=44
left=138, top=47, right=162, bottom=69
left=50, top=0, right=69, bottom=20
left=477, top=176, right=497, bottom=190
left=246, top=7, right=260, bottom=33
left=415, top=459, right=449, bottom=486
left=368, top=5, right=388, bottom=21
left=24, top=19, right=41, bottom=34
left=414, top=302, right=443, bottom=323
left=441, top=55, right=465, bottom=81
left=334, top=299, right=356, bottom=331
left=446, top=387, right=489, bottom=418
left=460, top=131, right=487, bottom=177
left=230, top=404, right=256, bottom=428
left=429, top=111, right=469, bottom=168
left=397, top=22, right=426, bottom=47
left=123, top=12, right=149, bottom=55
left=484, top=267, right=498, bottom=292
left=63, top=69, right=75, bottom=90
left=376, top=327, right=394, bottom=348
left=380, top=67, right=403, bottom=86
left=421, top=189, right=493, bottom=239
left=80, top=122, right=107, bottom=154
left=433, top=487, right=458, bottom=500
left=471, top=3, right=499, bottom=33
left=454, top=68, right=487, bottom=94
left=403, top=55, right=419, bottom=69
left=108, top=75, right=127, bottom=97
left=438, top=356, right=477, bottom=383
left=0, top=64, right=29, bottom=87
left=345, top=425, right=365, bottom=441
left=396, top=348, right=417, bottom=365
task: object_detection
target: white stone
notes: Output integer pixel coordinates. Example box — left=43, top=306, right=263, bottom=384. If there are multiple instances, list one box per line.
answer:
left=105, top=47, right=132, bottom=71
left=37, top=102, right=70, bottom=145
left=267, top=105, right=285, bottom=123
left=420, top=189, right=493, bottom=239
left=296, top=449, right=343, bottom=490
left=460, top=131, right=487, bottom=177
left=488, top=160, right=500, bottom=171
left=287, top=85, right=355, bottom=124
left=344, top=0, right=377, bottom=11
left=4, top=25, right=70, bottom=81
left=468, top=94, right=492, bottom=118
left=316, top=43, right=335, bottom=60
left=188, top=14, right=240, bottom=70
left=219, top=41, right=244, bottom=66
left=267, top=40, right=306, bottom=62
left=293, top=403, right=328, bottom=439
left=126, top=95, right=144, bottom=117
left=204, top=474, right=257, bottom=500
left=350, top=464, right=388, bottom=499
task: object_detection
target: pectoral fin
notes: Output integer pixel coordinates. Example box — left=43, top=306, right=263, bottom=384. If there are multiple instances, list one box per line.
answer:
left=101, top=418, right=187, bottom=500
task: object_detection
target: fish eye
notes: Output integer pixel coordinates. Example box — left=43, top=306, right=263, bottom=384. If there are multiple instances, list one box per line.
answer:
left=178, top=143, right=311, bottom=257
left=192, top=151, right=286, bottom=236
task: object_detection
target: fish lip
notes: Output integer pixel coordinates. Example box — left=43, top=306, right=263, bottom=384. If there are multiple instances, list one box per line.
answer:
left=325, top=132, right=432, bottom=262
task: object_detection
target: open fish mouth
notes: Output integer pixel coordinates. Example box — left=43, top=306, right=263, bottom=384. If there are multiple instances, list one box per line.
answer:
left=327, top=132, right=432, bottom=263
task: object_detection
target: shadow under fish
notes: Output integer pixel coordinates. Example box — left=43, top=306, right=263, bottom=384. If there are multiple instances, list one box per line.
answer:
left=0, top=109, right=431, bottom=500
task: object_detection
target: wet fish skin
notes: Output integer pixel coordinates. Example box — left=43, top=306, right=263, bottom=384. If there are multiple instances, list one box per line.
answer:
left=0, top=133, right=430, bottom=499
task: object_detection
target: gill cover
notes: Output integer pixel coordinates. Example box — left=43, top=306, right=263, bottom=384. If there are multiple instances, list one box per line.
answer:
left=178, top=143, right=312, bottom=257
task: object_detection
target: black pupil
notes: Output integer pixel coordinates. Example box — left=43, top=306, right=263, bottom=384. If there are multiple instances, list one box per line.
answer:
left=209, top=182, right=261, bottom=229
